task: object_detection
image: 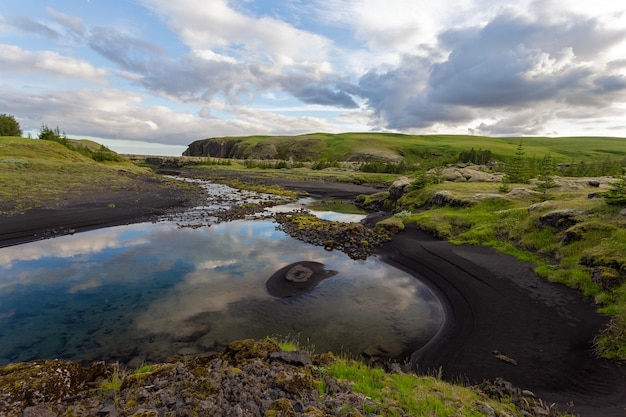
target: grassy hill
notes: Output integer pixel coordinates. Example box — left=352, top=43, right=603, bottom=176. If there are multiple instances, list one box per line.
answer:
left=0, top=136, right=173, bottom=213
left=185, top=133, right=626, bottom=166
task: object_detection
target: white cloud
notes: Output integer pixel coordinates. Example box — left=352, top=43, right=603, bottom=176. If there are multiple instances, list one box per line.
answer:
left=141, top=0, right=331, bottom=65
left=0, top=44, right=108, bottom=83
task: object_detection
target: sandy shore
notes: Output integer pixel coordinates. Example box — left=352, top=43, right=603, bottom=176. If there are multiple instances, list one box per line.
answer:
left=0, top=177, right=624, bottom=416
left=376, top=225, right=626, bottom=416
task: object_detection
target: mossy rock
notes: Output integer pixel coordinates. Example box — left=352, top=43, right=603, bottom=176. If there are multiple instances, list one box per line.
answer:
left=121, top=363, right=175, bottom=390
left=591, top=267, right=624, bottom=289
left=265, top=398, right=295, bottom=417
left=0, top=359, right=86, bottom=405
left=223, top=339, right=282, bottom=363
left=272, top=369, right=315, bottom=394
left=376, top=216, right=405, bottom=234
left=581, top=248, right=626, bottom=271
left=355, top=191, right=390, bottom=211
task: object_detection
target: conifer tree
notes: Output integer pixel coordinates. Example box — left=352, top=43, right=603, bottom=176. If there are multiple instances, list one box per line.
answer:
left=504, top=140, right=529, bottom=184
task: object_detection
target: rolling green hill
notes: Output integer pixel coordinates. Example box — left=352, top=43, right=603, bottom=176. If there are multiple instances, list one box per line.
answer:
left=184, top=133, right=626, bottom=165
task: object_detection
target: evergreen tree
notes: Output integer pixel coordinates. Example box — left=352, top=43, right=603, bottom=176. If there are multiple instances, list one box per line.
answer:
left=504, top=140, right=529, bottom=183
left=605, top=177, right=626, bottom=205
left=536, top=153, right=557, bottom=200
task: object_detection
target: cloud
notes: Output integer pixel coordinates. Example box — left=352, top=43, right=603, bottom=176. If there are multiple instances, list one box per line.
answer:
left=0, top=44, right=108, bottom=83
left=0, top=84, right=338, bottom=144
left=140, top=0, right=331, bottom=64
left=8, top=16, right=60, bottom=39
left=89, top=27, right=165, bottom=72
left=355, top=7, right=626, bottom=133
left=46, top=8, right=85, bottom=37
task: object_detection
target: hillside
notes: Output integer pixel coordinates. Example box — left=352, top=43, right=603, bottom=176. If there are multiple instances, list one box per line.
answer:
left=184, top=133, right=626, bottom=166
left=0, top=136, right=192, bottom=215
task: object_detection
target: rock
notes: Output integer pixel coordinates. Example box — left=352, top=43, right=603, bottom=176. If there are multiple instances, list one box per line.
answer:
left=0, top=359, right=86, bottom=405
left=507, top=188, right=538, bottom=198
left=528, top=201, right=554, bottom=212
left=269, top=351, right=312, bottom=367
left=476, top=403, right=496, bottom=417
left=473, top=193, right=503, bottom=200
left=265, top=261, right=338, bottom=297
left=561, top=229, right=582, bottom=246
left=539, top=210, right=579, bottom=230
left=430, top=191, right=471, bottom=207
left=355, top=191, right=390, bottom=212
left=432, top=164, right=503, bottom=183
left=22, top=405, right=57, bottom=417
left=388, top=176, right=412, bottom=200
left=591, top=267, right=623, bottom=289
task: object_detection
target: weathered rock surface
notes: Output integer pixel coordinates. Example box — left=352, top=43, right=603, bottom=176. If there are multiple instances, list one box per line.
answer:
left=0, top=339, right=567, bottom=417
left=183, top=138, right=244, bottom=158
left=0, top=339, right=382, bottom=417
left=273, top=212, right=392, bottom=260
left=430, top=190, right=472, bottom=208
left=539, top=209, right=580, bottom=230
left=388, top=176, right=412, bottom=200
left=429, top=164, right=504, bottom=183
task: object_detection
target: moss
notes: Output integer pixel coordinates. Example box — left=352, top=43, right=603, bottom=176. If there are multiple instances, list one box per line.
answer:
left=272, top=369, right=315, bottom=394
left=121, top=363, right=175, bottom=389
left=223, top=338, right=282, bottom=362
left=265, top=398, right=295, bottom=417
left=0, top=359, right=86, bottom=405
left=376, top=216, right=405, bottom=234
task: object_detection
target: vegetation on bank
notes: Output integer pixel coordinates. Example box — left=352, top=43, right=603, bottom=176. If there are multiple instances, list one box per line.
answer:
left=380, top=177, right=626, bottom=361
left=0, top=338, right=571, bottom=416
left=186, top=132, right=626, bottom=176
left=0, top=136, right=186, bottom=214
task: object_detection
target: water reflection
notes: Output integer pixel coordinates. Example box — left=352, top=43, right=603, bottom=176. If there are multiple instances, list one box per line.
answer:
left=0, top=219, right=443, bottom=365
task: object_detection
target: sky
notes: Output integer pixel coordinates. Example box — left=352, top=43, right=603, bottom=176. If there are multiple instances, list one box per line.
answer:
left=1, top=0, right=626, bottom=155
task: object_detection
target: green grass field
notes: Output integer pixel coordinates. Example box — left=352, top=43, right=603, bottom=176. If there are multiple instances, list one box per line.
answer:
left=193, top=132, right=626, bottom=165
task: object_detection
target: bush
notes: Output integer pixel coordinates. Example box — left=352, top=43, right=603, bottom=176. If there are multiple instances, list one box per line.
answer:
left=0, top=114, right=22, bottom=136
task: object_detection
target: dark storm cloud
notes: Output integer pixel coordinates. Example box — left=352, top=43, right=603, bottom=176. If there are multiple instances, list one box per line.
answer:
left=594, top=75, right=626, bottom=93
left=356, top=9, right=626, bottom=131
left=276, top=75, right=359, bottom=108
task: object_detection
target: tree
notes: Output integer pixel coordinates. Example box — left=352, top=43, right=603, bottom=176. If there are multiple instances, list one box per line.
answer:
left=504, top=140, right=529, bottom=184
left=536, top=153, right=557, bottom=200
left=605, top=177, right=626, bottom=206
left=38, top=124, right=68, bottom=144
left=0, top=114, right=22, bottom=136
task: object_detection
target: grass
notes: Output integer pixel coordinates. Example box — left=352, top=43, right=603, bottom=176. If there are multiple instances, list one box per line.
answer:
left=0, top=136, right=176, bottom=213
left=323, top=358, right=569, bottom=416
left=189, top=132, right=626, bottom=165
left=397, top=179, right=626, bottom=361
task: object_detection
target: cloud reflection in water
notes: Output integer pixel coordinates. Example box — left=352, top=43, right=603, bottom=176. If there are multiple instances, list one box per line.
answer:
left=0, top=219, right=443, bottom=365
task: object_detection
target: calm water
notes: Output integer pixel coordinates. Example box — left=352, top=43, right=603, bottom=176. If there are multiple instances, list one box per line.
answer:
left=0, top=195, right=444, bottom=366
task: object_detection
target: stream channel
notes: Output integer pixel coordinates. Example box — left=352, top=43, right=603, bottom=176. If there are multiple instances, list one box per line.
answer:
left=0, top=179, right=444, bottom=366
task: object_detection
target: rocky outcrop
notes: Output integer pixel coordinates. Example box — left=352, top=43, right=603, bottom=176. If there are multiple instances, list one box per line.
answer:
left=430, top=191, right=472, bottom=208
left=430, top=164, right=504, bottom=183
left=274, top=212, right=393, bottom=260
left=0, top=339, right=383, bottom=417
left=539, top=209, right=579, bottom=230
left=183, top=138, right=244, bottom=158
left=388, top=176, right=412, bottom=200
left=0, top=339, right=568, bottom=417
